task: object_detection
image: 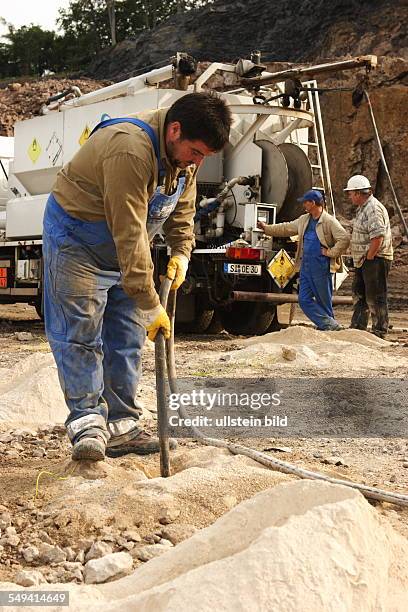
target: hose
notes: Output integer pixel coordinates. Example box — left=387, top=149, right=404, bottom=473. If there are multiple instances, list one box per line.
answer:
left=156, top=280, right=408, bottom=508
left=364, top=90, right=408, bottom=241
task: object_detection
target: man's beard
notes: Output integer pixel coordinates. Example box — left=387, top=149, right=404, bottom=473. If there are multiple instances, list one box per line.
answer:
left=167, top=141, right=180, bottom=167
left=167, top=139, right=191, bottom=169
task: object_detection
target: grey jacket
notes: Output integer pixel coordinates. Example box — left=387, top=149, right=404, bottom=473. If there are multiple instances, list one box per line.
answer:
left=263, top=210, right=350, bottom=273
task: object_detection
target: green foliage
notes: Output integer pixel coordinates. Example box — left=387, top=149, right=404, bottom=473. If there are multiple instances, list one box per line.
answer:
left=0, top=0, right=213, bottom=77
left=0, top=25, right=57, bottom=77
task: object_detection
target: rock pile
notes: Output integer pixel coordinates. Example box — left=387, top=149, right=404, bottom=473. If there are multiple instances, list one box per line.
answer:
left=0, top=78, right=110, bottom=137
left=1, top=480, right=407, bottom=611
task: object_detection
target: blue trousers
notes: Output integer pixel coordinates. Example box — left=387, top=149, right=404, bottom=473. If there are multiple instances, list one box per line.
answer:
left=298, top=256, right=339, bottom=330
left=43, top=195, right=145, bottom=443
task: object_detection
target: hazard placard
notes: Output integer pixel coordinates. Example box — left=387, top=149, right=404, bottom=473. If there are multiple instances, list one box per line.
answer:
left=267, top=249, right=295, bottom=289
left=28, top=138, right=41, bottom=163
left=79, top=125, right=91, bottom=146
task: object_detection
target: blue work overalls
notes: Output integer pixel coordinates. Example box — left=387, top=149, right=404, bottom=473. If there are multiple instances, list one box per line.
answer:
left=298, top=217, right=339, bottom=330
left=43, top=118, right=186, bottom=444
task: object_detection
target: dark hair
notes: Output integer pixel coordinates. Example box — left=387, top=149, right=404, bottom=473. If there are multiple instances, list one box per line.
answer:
left=166, top=92, right=231, bottom=151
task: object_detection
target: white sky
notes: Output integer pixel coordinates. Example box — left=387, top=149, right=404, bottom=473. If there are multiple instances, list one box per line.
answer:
left=0, top=0, right=72, bottom=38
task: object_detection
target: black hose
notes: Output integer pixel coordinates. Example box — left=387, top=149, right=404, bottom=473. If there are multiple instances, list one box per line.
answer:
left=0, top=159, right=8, bottom=180
left=156, top=281, right=408, bottom=507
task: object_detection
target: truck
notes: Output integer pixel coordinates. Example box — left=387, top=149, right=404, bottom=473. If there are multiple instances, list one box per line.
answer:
left=0, top=53, right=376, bottom=334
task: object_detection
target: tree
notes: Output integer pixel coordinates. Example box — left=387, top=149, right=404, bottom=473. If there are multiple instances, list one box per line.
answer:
left=1, top=25, right=57, bottom=77
left=0, top=0, right=214, bottom=77
left=106, top=0, right=117, bottom=45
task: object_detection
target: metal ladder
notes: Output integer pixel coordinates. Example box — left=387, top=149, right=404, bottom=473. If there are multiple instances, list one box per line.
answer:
left=290, top=79, right=336, bottom=216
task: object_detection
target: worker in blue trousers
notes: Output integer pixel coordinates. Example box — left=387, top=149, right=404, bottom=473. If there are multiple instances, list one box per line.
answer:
left=43, top=93, right=231, bottom=462
left=257, top=189, right=350, bottom=331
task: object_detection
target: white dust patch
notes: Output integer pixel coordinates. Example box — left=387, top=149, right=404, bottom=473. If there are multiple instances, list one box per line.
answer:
left=228, top=326, right=405, bottom=372
left=0, top=352, right=156, bottom=426
left=34, top=447, right=293, bottom=532
left=0, top=353, right=67, bottom=424
left=1, top=479, right=407, bottom=611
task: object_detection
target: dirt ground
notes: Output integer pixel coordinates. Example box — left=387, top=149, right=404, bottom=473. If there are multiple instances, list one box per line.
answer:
left=0, top=301, right=407, bottom=585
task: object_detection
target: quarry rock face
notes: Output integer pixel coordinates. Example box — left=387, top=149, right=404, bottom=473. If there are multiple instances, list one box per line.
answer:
left=86, top=0, right=408, bottom=81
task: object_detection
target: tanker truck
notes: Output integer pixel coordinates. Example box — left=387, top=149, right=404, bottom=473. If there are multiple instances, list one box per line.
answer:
left=0, top=53, right=376, bottom=334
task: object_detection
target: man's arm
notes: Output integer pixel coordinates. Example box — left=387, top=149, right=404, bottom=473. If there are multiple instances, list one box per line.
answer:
left=102, top=152, right=160, bottom=310
left=322, top=217, right=350, bottom=258
left=162, top=167, right=198, bottom=259
left=365, top=203, right=387, bottom=260
left=366, top=236, right=384, bottom=260
left=257, top=218, right=300, bottom=238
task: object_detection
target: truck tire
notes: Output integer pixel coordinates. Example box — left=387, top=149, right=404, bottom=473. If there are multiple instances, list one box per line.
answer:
left=176, top=307, right=215, bottom=334
left=206, top=310, right=224, bottom=335
left=265, top=306, right=282, bottom=333
left=34, top=298, right=44, bottom=321
left=220, top=302, right=274, bottom=336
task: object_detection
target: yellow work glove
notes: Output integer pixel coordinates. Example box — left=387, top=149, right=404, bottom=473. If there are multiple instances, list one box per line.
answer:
left=136, top=304, right=171, bottom=342
left=166, top=255, right=189, bottom=290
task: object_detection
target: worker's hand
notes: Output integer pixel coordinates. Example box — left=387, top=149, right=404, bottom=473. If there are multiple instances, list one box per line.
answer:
left=257, top=221, right=267, bottom=232
left=166, top=255, right=189, bottom=290
left=136, top=305, right=171, bottom=342
left=321, top=247, right=329, bottom=257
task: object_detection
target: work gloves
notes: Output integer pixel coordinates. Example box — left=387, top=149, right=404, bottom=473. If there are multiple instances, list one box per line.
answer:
left=137, top=304, right=171, bottom=342
left=137, top=255, right=189, bottom=342
left=166, top=255, right=189, bottom=290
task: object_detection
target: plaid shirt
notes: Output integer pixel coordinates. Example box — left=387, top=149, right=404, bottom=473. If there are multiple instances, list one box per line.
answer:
left=351, top=195, right=393, bottom=268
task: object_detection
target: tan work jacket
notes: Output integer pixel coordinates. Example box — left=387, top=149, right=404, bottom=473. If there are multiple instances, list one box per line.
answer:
left=263, top=210, right=350, bottom=273
left=53, top=109, right=197, bottom=309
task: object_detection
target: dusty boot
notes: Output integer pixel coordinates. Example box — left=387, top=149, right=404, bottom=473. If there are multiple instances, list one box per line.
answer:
left=106, top=430, right=177, bottom=457
left=72, top=435, right=106, bottom=461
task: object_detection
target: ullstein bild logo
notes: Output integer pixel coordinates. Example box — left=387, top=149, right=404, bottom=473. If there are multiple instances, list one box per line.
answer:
left=168, top=414, right=288, bottom=428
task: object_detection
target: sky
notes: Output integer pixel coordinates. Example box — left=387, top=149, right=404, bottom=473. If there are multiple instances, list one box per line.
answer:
left=0, top=0, right=72, bottom=38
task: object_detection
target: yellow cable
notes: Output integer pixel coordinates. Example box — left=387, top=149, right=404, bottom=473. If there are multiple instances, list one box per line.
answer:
left=34, top=468, right=74, bottom=500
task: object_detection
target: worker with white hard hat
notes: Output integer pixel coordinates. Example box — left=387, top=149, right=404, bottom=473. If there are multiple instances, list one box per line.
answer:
left=42, top=93, right=232, bottom=462
left=344, top=174, right=393, bottom=338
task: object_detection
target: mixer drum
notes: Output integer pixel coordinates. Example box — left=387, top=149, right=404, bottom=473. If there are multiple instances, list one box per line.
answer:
left=258, top=140, right=313, bottom=222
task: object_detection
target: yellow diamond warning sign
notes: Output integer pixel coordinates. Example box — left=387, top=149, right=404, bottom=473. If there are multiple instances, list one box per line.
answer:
left=28, top=138, right=41, bottom=163
left=79, top=125, right=91, bottom=146
left=267, top=249, right=295, bottom=289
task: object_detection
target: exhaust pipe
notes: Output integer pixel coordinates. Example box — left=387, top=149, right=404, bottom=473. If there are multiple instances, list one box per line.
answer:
left=231, top=291, right=353, bottom=305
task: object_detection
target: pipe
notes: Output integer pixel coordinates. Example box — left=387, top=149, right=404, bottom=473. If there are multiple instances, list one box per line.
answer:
left=364, top=90, right=408, bottom=241
left=240, top=55, right=377, bottom=88
left=155, top=277, right=173, bottom=477
left=156, top=282, right=408, bottom=506
left=0, top=159, right=8, bottom=180
left=60, top=65, right=174, bottom=109
left=231, top=291, right=353, bottom=305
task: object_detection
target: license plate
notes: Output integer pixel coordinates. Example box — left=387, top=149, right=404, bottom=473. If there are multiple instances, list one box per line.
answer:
left=224, top=263, right=262, bottom=275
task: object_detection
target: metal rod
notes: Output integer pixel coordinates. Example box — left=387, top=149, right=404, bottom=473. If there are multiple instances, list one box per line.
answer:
left=240, top=55, right=377, bottom=88
left=364, top=90, right=408, bottom=240
left=0, top=160, right=8, bottom=180
left=231, top=291, right=353, bottom=305
left=155, top=277, right=173, bottom=477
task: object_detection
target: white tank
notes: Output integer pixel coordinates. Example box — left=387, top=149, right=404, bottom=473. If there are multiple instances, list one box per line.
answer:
left=0, top=136, right=14, bottom=212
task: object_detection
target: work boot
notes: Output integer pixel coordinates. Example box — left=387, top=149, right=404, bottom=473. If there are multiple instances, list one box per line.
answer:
left=372, top=330, right=386, bottom=340
left=329, top=324, right=344, bottom=331
left=72, top=435, right=106, bottom=462
left=106, top=430, right=177, bottom=457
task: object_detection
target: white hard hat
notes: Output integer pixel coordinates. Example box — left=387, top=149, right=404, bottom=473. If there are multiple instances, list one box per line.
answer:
left=343, top=175, right=371, bottom=191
